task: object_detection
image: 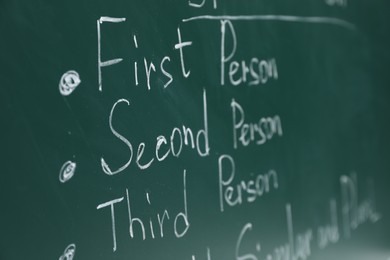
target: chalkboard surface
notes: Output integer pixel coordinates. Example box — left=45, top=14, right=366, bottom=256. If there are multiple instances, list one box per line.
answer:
left=1, top=0, right=390, bottom=259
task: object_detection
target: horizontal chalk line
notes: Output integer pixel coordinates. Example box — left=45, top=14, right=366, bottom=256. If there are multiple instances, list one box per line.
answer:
left=182, top=15, right=356, bottom=30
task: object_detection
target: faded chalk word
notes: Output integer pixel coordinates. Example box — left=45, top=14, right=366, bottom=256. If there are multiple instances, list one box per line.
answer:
left=192, top=247, right=212, bottom=260
left=59, top=71, right=81, bottom=96
left=231, top=99, right=282, bottom=149
left=221, top=20, right=278, bottom=86
left=59, top=244, right=76, bottom=260
left=340, top=173, right=381, bottom=238
left=59, top=161, right=76, bottom=183
left=317, top=199, right=339, bottom=250
left=236, top=205, right=313, bottom=260
left=325, top=0, right=347, bottom=7
left=218, top=154, right=278, bottom=212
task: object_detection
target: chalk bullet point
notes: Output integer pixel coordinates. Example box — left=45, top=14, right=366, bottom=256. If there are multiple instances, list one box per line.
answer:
left=59, top=161, right=77, bottom=183
left=256, top=242, right=261, bottom=252
left=59, top=70, right=81, bottom=96
left=59, top=243, right=76, bottom=260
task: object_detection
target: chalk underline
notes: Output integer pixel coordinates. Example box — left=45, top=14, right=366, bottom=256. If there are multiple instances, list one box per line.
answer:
left=182, top=15, right=356, bottom=31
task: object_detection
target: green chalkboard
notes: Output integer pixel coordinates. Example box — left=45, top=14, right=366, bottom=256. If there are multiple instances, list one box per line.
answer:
left=1, top=0, right=390, bottom=259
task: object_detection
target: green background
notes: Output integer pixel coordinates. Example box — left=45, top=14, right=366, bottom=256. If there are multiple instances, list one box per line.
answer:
left=1, top=0, right=389, bottom=259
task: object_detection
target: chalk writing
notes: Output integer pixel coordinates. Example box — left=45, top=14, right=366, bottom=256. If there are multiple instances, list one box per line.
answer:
left=231, top=99, right=283, bottom=149
left=317, top=199, right=339, bottom=249
left=340, top=173, right=381, bottom=238
left=59, top=244, right=76, bottom=260
left=59, top=161, right=76, bottom=183
left=59, top=71, right=81, bottom=96
left=97, top=169, right=190, bottom=252
left=45, top=1, right=388, bottom=260
left=218, top=154, right=278, bottom=212
left=235, top=204, right=313, bottom=260
left=100, top=89, right=209, bottom=175
left=220, top=20, right=278, bottom=86
left=325, top=0, right=347, bottom=7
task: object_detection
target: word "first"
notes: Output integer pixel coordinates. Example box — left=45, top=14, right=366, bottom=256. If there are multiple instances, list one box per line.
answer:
left=97, top=17, right=193, bottom=92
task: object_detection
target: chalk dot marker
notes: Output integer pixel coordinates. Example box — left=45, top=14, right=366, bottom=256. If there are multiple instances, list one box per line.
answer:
left=59, top=70, right=81, bottom=96
left=256, top=242, right=261, bottom=252
left=59, top=161, right=77, bottom=183
left=59, top=243, right=76, bottom=260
